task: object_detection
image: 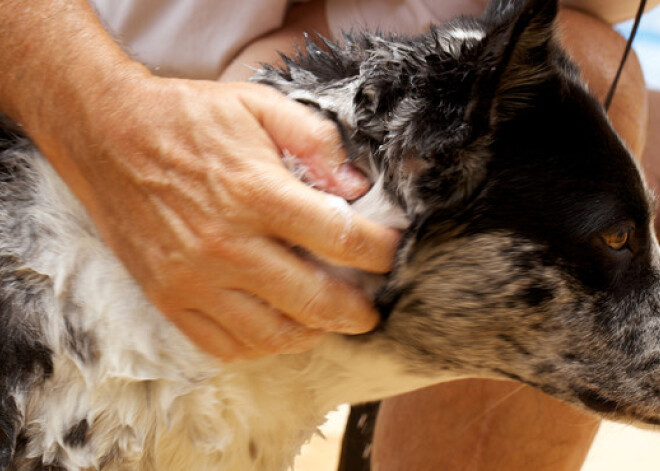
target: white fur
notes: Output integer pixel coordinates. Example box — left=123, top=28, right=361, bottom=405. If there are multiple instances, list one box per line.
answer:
left=449, top=28, right=486, bottom=42
left=15, top=155, right=447, bottom=470
left=350, top=175, right=409, bottom=230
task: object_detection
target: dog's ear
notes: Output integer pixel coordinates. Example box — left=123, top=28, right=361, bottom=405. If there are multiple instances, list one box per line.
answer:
left=468, top=0, right=560, bottom=131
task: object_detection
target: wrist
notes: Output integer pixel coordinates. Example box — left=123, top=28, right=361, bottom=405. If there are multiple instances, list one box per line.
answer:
left=14, top=54, right=152, bottom=156
left=0, top=0, right=151, bottom=153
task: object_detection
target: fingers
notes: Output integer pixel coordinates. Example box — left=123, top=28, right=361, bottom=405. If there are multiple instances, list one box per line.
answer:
left=246, top=166, right=400, bottom=274
left=239, top=83, right=371, bottom=200
left=240, top=83, right=344, bottom=165
left=227, top=83, right=400, bottom=273
left=168, top=291, right=324, bottom=361
left=168, top=308, right=259, bottom=361
left=232, top=236, right=381, bottom=333
left=71, top=78, right=400, bottom=362
left=208, top=289, right=324, bottom=353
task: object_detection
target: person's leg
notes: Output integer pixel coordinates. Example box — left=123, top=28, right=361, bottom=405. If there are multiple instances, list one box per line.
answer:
left=642, top=90, right=660, bottom=235
left=371, top=8, right=649, bottom=471
left=372, top=381, right=600, bottom=471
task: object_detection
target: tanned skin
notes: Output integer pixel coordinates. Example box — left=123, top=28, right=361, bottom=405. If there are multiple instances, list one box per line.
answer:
left=1, top=1, right=656, bottom=470
left=0, top=0, right=399, bottom=361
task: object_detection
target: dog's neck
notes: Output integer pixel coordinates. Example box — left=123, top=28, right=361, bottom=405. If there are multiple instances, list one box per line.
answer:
left=239, top=334, right=458, bottom=415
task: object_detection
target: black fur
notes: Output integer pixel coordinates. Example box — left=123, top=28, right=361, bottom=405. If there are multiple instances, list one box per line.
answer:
left=1, top=0, right=660, bottom=468
left=255, top=0, right=660, bottom=426
left=62, top=420, right=88, bottom=449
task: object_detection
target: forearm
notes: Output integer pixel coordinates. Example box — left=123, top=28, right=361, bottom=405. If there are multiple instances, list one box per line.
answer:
left=0, top=0, right=153, bottom=221
left=0, top=1, right=396, bottom=360
left=221, top=0, right=330, bottom=82
left=0, top=1, right=148, bottom=161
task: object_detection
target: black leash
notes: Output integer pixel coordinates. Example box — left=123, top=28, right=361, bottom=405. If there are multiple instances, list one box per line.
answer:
left=604, top=0, right=648, bottom=111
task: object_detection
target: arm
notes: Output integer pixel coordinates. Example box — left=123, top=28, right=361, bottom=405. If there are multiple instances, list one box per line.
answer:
left=221, top=0, right=331, bottom=82
left=562, top=0, right=660, bottom=25
left=0, top=0, right=399, bottom=360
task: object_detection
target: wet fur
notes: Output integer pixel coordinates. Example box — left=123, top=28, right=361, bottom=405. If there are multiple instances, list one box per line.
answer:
left=2, top=0, right=660, bottom=469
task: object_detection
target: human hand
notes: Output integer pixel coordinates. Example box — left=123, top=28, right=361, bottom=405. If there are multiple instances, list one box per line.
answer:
left=0, top=1, right=398, bottom=361
left=45, top=77, right=398, bottom=361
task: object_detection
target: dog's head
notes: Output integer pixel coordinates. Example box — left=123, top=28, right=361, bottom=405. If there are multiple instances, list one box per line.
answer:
left=255, top=0, right=660, bottom=424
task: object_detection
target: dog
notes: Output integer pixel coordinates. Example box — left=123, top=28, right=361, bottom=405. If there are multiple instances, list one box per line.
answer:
left=1, top=0, right=659, bottom=469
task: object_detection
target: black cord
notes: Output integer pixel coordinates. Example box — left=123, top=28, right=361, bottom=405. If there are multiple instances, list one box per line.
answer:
left=604, top=0, right=648, bottom=111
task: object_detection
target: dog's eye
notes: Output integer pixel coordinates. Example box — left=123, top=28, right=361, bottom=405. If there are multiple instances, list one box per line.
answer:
left=602, top=226, right=632, bottom=251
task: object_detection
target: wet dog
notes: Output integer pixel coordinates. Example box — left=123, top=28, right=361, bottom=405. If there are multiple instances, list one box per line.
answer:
left=1, top=0, right=659, bottom=469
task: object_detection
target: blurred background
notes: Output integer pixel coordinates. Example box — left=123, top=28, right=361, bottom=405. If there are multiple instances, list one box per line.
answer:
left=296, top=5, right=660, bottom=471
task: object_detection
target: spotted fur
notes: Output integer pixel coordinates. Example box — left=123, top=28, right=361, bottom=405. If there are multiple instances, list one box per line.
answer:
left=1, top=0, right=659, bottom=469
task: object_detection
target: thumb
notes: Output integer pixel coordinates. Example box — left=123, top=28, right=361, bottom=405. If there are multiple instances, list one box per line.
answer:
left=240, top=84, right=370, bottom=201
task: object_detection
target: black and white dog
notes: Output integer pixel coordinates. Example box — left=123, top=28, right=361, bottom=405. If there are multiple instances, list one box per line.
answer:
left=1, top=0, right=659, bottom=469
